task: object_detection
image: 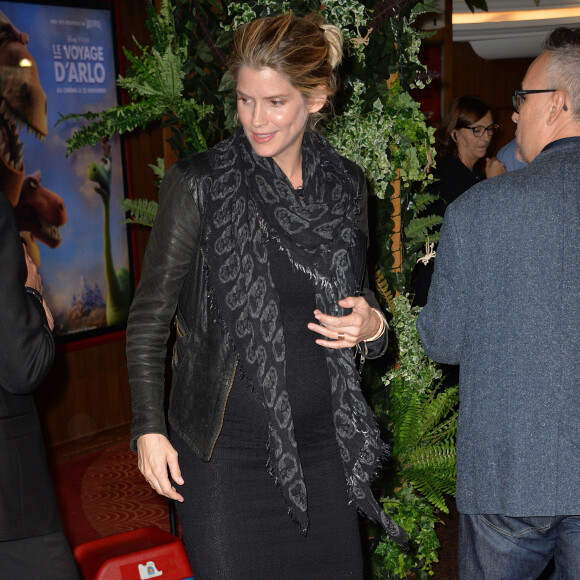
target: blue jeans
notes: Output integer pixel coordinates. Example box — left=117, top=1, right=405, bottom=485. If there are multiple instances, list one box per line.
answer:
left=458, top=513, right=580, bottom=580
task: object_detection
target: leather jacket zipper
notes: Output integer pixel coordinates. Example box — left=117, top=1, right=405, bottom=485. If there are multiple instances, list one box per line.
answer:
left=208, top=360, right=238, bottom=460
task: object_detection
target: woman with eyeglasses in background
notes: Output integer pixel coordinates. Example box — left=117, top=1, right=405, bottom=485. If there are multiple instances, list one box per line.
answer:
left=431, top=95, right=506, bottom=214
left=413, top=96, right=504, bottom=289
left=412, top=95, right=506, bottom=384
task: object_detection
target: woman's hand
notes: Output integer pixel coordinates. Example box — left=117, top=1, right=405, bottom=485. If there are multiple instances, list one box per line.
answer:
left=485, top=157, right=506, bottom=178
left=307, top=296, right=383, bottom=349
left=137, top=433, right=184, bottom=502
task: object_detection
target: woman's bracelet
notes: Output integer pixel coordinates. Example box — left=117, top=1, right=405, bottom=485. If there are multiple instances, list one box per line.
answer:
left=364, top=308, right=387, bottom=343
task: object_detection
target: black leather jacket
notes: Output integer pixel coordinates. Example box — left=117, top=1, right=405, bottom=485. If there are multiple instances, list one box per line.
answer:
left=127, top=151, right=386, bottom=459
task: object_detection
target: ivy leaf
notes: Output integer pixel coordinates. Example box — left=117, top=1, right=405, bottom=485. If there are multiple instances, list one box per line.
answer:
left=463, top=0, right=488, bottom=11
left=194, top=40, right=214, bottom=64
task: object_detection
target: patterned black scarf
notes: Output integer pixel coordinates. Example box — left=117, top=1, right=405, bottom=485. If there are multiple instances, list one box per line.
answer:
left=204, top=128, right=409, bottom=549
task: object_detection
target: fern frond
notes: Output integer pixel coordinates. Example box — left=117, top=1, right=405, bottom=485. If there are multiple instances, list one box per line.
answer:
left=392, top=394, right=423, bottom=454
left=402, top=442, right=457, bottom=472
left=373, top=266, right=397, bottom=316
left=402, top=472, right=455, bottom=513
left=407, top=191, right=440, bottom=216
left=400, top=442, right=457, bottom=512
left=60, top=0, right=208, bottom=158
left=382, top=294, right=459, bottom=513
left=120, top=198, right=159, bottom=227
left=118, top=46, right=185, bottom=102
left=61, top=101, right=164, bottom=154
left=117, top=0, right=187, bottom=105
left=404, top=214, right=442, bottom=242
left=149, top=158, right=166, bottom=181
left=171, top=99, right=213, bottom=153
left=423, top=409, right=459, bottom=445
left=415, top=386, right=459, bottom=444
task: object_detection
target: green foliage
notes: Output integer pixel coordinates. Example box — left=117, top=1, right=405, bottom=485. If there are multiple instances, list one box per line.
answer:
left=384, top=294, right=458, bottom=512
left=323, top=1, right=441, bottom=297
left=370, top=294, right=458, bottom=576
left=327, top=82, right=397, bottom=200
left=149, top=157, right=166, bottom=182
left=59, top=100, right=166, bottom=152
left=120, top=198, right=158, bottom=227
left=371, top=484, right=441, bottom=579
left=59, top=0, right=212, bottom=157
left=327, top=80, right=436, bottom=201
left=171, top=0, right=234, bottom=149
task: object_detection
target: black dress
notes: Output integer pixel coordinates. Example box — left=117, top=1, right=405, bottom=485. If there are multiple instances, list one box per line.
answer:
left=172, top=244, right=363, bottom=580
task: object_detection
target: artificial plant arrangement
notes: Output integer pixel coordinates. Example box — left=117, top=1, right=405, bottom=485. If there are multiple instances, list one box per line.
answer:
left=61, top=0, right=457, bottom=577
left=369, top=291, right=458, bottom=578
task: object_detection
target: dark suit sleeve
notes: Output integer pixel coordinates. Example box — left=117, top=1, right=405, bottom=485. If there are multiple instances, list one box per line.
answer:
left=416, top=203, right=467, bottom=364
left=0, top=195, right=55, bottom=395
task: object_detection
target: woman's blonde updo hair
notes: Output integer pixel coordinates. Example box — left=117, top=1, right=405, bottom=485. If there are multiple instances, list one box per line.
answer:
left=228, top=12, right=344, bottom=127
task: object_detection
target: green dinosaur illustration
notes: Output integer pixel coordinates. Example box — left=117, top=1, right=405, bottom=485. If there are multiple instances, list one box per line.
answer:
left=87, top=141, right=130, bottom=327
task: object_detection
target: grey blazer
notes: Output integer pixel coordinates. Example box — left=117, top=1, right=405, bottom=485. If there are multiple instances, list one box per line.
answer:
left=417, top=138, right=580, bottom=516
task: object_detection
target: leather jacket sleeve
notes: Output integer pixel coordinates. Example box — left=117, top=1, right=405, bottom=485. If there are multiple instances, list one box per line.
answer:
left=126, top=157, right=206, bottom=449
left=0, top=194, right=54, bottom=395
left=344, top=158, right=388, bottom=359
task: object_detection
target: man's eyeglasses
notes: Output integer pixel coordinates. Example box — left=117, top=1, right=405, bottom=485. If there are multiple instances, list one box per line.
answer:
left=461, top=123, right=499, bottom=138
left=512, top=89, right=556, bottom=113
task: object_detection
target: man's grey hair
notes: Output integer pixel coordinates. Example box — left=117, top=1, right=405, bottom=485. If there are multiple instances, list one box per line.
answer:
left=542, top=27, right=580, bottom=121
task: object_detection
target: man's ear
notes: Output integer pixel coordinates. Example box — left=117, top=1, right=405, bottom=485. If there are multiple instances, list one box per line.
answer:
left=547, top=89, right=568, bottom=125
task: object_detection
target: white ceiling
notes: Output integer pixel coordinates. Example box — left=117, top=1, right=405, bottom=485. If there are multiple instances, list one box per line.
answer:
left=421, top=0, right=580, bottom=59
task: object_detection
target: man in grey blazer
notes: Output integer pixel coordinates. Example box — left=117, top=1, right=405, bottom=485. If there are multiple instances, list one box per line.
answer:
left=417, top=27, right=579, bottom=579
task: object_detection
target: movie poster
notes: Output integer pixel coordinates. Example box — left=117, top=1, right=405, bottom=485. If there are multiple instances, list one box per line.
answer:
left=0, top=0, right=132, bottom=342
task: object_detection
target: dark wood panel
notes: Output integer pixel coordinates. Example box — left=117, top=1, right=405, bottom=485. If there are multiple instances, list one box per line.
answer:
left=452, top=42, right=534, bottom=155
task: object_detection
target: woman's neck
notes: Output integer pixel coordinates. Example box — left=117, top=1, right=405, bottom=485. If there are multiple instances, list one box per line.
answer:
left=276, top=155, right=303, bottom=190
left=458, top=151, right=477, bottom=172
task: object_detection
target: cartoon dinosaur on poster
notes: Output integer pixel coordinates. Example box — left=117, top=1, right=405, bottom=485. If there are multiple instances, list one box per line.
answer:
left=87, top=139, right=130, bottom=327
left=14, top=171, right=67, bottom=265
left=0, top=10, right=47, bottom=206
left=0, top=10, right=67, bottom=266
